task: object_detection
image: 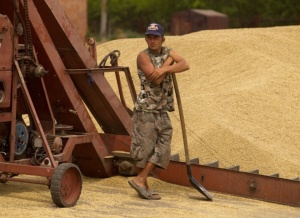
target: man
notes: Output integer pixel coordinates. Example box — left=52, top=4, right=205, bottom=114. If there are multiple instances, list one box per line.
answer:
left=128, top=23, right=189, bottom=200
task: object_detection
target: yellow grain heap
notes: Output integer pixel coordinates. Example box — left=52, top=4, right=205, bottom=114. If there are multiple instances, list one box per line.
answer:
left=97, top=25, right=300, bottom=179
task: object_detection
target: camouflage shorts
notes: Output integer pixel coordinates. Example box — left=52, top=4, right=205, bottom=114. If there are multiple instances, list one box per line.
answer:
left=130, top=110, right=173, bottom=169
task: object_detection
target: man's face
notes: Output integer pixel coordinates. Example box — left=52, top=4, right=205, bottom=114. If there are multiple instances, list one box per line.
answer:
left=145, top=34, right=165, bottom=52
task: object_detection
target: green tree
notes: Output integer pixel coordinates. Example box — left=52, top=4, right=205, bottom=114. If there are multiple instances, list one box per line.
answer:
left=87, top=0, right=101, bottom=36
left=106, top=0, right=206, bottom=36
left=88, top=0, right=300, bottom=39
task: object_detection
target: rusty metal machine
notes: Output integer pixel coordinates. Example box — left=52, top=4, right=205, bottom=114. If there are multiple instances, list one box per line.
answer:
left=0, top=0, right=136, bottom=207
left=0, top=0, right=299, bottom=208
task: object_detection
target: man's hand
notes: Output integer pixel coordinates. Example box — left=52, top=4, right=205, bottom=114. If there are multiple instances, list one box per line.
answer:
left=148, top=68, right=165, bottom=82
left=137, top=50, right=189, bottom=85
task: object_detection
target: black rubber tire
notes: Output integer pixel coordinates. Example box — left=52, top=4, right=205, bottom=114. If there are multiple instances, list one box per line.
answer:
left=50, top=163, right=82, bottom=207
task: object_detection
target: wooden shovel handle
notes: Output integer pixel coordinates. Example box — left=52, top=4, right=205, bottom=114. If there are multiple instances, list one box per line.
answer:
left=171, top=73, right=190, bottom=164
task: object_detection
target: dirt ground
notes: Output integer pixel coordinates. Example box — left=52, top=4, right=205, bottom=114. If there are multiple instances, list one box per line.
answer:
left=1, top=26, right=300, bottom=217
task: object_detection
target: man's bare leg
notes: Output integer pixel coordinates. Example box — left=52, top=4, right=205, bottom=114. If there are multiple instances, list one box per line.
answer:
left=135, top=168, right=150, bottom=190
left=133, top=162, right=155, bottom=189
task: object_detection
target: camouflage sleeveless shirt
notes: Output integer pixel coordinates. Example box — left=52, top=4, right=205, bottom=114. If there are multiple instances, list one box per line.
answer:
left=134, top=46, right=174, bottom=112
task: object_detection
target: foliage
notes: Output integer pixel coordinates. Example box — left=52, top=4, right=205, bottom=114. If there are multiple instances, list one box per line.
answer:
left=205, top=0, right=300, bottom=27
left=88, top=0, right=300, bottom=39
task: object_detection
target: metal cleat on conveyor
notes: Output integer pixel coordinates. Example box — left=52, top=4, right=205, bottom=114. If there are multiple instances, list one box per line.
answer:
left=270, top=173, right=280, bottom=178
left=205, top=161, right=219, bottom=168
left=190, top=157, right=200, bottom=164
left=227, top=165, right=240, bottom=171
left=248, top=169, right=259, bottom=174
left=170, top=153, right=180, bottom=161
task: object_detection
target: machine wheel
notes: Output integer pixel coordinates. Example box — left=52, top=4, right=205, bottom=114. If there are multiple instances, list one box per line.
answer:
left=15, top=121, right=29, bottom=156
left=50, top=163, right=82, bottom=207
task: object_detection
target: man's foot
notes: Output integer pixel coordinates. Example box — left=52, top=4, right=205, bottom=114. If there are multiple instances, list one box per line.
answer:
left=147, top=189, right=161, bottom=200
left=128, top=180, right=161, bottom=200
left=128, top=180, right=151, bottom=199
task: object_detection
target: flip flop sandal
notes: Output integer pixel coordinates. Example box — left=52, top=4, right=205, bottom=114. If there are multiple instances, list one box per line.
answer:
left=147, top=190, right=161, bottom=200
left=128, top=180, right=151, bottom=199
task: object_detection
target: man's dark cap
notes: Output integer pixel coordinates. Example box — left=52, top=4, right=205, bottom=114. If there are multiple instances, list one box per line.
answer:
left=145, top=23, right=164, bottom=36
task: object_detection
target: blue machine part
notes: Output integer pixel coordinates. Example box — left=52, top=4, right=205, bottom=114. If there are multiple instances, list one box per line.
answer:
left=15, top=121, right=29, bottom=156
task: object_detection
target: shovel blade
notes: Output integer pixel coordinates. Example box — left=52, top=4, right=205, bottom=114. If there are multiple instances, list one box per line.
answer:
left=187, top=165, right=213, bottom=201
left=189, top=176, right=213, bottom=201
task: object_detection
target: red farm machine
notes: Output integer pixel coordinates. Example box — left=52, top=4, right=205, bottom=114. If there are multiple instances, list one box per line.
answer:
left=0, top=0, right=136, bottom=207
left=0, top=0, right=299, bottom=208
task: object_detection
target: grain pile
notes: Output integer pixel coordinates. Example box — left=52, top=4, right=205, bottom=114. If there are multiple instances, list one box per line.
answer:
left=1, top=175, right=300, bottom=218
left=1, top=26, right=300, bottom=217
left=98, top=25, right=300, bottom=179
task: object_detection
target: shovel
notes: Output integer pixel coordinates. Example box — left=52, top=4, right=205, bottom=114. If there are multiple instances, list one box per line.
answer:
left=172, top=73, right=213, bottom=201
